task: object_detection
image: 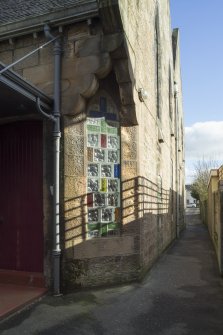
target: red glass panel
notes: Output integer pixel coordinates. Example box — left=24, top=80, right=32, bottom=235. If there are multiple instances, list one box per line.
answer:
left=87, top=193, right=93, bottom=207
left=101, top=134, right=107, bottom=148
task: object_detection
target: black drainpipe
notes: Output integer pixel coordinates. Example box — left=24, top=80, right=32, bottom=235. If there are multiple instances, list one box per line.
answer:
left=44, top=24, right=62, bottom=296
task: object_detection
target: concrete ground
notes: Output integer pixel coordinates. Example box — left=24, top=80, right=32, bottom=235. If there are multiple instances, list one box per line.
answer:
left=1, top=208, right=223, bottom=335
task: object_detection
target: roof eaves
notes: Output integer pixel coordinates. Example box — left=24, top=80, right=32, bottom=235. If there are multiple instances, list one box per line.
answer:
left=0, top=3, right=98, bottom=41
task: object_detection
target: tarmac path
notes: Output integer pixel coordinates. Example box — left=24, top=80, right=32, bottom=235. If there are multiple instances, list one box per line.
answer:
left=1, top=208, right=223, bottom=335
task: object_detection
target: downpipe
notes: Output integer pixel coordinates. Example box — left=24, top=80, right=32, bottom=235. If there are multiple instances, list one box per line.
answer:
left=174, top=82, right=180, bottom=238
left=44, top=25, right=62, bottom=296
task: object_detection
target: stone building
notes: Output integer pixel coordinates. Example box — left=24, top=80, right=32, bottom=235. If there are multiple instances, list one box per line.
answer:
left=0, top=0, right=184, bottom=293
left=207, top=167, right=223, bottom=274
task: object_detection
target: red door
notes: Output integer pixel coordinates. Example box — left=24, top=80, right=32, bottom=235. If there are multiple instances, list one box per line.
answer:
left=0, top=121, right=43, bottom=272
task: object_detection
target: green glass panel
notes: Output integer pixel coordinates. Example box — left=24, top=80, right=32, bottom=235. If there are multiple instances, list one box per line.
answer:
left=88, top=223, right=100, bottom=231
left=101, top=119, right=107, bottom=133
left=107, top=222, right=118, bottom=230
left=87, top=118, right=100, bottom=125
left=100, top=225, right=108, bottom=236
left=101, top=178, right=107, bottom=192
left=87, top=125, right=100, bottom=132
left=107, top=127, right=118, bottom=135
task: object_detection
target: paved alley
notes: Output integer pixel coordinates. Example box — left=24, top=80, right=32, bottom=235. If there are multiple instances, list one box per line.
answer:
left=1, top=210, right=223, bottom=335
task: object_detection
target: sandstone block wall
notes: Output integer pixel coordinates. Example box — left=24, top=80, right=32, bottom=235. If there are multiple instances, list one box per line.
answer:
left=207, top=169, right=223, bottom=274
left=118, top=0, right=184, bottom=270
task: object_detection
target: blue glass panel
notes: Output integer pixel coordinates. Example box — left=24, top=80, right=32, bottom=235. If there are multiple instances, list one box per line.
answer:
left=106, top=113, right=117, bottom=121
left=114, top=164, right=120, bottom=178
left=89, top=110, right=103, bottom=118
left=100, top=97, right=107, bottom=114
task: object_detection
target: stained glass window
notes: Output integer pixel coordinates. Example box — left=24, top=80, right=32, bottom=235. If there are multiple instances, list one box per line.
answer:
left=86, top=96, right=120, bottom=238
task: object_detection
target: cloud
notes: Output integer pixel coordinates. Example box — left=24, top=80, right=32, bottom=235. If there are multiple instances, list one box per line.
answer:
left=185, top=121, right=223, bottom=183
left=185, top=121, right=223, bottom=159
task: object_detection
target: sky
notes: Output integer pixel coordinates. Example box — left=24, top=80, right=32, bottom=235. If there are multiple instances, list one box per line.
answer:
left=170, top=0, right=223, bottom=183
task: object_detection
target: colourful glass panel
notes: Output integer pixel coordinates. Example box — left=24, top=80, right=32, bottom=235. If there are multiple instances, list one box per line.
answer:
left=87, top=147, right=93, bottom=162
left=86, top=108, right=120, bottom=237
left=90, top=111, right=104, bottom=118
left=101, top=119, right=107, bottom=133
left=88, top=223, right=100, bottom=231
left=101, top=134, right=107, bottom=148
left=115, top=208, right=120, bottom=222
left=100, top=225, right=108, bottom=236
left=100, top=97, right=107, bottom=114
left=106, top=113, right=117, bottom=121
left=87, top=124, right=100, bottom=132
left=87, top=193, right=93, bottom=207
left=107, top=127, right=118, bottom=135
left=114, top=164, right=120, bottom=178
left=107, top=227, right=119, bottom=236
left=101, top=178, right=107, bottom=192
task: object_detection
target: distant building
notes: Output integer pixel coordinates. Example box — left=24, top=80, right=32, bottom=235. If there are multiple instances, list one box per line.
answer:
left=0, top=0, right=184, bottom=292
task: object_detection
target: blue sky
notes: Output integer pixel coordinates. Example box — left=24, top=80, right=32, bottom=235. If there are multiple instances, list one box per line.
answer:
left=170, top=0, right=223, bottom=126
left=170, top=0, right=223, bottom=182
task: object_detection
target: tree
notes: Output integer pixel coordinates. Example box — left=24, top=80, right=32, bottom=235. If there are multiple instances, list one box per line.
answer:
left=190, top=158, right=219, bottom=201
left=190, top=184, right=200, bottom=201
